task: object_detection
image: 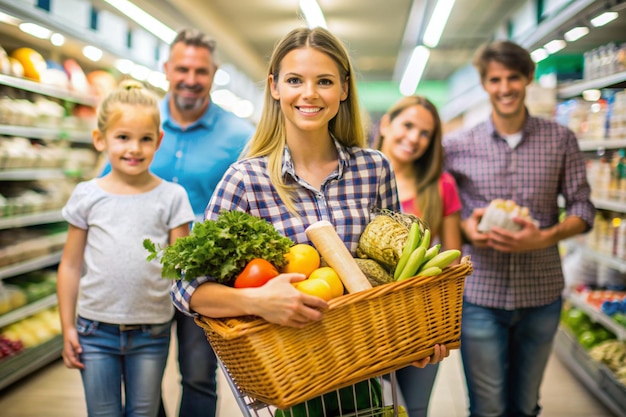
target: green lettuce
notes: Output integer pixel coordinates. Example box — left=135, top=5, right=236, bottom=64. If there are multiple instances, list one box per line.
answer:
left=144, top=210, right=293, bottom=286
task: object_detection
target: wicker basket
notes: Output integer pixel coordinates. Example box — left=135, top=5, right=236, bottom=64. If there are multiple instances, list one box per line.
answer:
left=195, top=256, right=472, bottom=409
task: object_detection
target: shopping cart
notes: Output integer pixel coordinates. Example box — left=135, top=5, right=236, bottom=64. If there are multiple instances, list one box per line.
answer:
left=219, top=360, right=405, bottom=417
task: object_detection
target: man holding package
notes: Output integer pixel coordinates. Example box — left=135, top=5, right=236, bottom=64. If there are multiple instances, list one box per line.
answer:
left=443, top=40, right=595, bottom=417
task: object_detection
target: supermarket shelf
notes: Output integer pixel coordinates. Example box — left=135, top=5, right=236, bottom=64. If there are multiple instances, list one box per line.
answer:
left=0, top=210, right=64, bottom=230
left=579, top=138, right=626, bottom=151
left=0, top=252, right=62, bottom=280
left=0, top=294, right=57, bottom=329
left=0, top=73, right=96, bottom=107
left=0, top=335, right=63, bottom=391
left=0, top=124, right=92, bottom=143
left=568, top=292, right=626, bottom=341
left=0, top=168, right=66, bottom=180
left=553, top=327, right=626, bottom=417
left=580, top=247, right=626, bottom=274
left=558, top=70, right=626, bottom=99
left=592, top=197, right=626, bottom=213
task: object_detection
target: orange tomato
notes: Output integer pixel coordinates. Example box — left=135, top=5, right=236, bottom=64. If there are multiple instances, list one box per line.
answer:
left=309, top=267, right=344, bottom=298
left=293, top=278, right=333, bottom=301
left=281, top=244, right=320, bottom=277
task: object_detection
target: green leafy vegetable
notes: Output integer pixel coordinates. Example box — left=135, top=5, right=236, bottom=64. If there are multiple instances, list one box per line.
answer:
left=144, top=210, right=293, bottom=286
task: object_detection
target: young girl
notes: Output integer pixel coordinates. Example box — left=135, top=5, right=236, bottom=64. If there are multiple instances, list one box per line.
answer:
left=171, top=27, right=448, bottom=364
left=376, top=95, right=462, bottom=417
left=57, top=80, right=195, bottom=417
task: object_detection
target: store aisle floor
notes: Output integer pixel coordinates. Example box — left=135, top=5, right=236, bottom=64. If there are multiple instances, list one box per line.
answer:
left=0, top=341, right=616, bottom=416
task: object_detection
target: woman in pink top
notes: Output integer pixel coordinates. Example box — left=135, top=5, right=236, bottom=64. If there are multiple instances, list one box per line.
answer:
left=375, top=95, right=462, bottom=417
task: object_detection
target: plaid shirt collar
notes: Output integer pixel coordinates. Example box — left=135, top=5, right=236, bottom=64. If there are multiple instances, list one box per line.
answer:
left=486, top=109, right=534, bottom=141
left=281, top=135, right=349, bottom=181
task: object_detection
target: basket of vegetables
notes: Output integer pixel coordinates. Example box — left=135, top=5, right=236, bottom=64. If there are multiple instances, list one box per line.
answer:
left=147, top=210, right=472, bottom=409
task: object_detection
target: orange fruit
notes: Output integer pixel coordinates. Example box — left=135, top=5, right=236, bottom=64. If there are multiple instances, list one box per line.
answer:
left=294, top=278, right=333, bottom=301
left=309, top=267, right=344, bottom=298
left=281, top=244, right=320, bottom=277
left=10, top=47, right=46, bottom=81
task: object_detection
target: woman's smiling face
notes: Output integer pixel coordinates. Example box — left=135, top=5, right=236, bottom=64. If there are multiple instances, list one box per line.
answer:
left=380, top=104, right=435, bottom=166
left=270, top=46, right=348, bottom=138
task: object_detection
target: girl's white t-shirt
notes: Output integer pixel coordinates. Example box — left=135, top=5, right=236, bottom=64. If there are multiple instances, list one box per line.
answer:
left=62, top=178, right=195, bottom=324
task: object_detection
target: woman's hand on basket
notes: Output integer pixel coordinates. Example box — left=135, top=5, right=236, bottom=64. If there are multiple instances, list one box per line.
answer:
left=249, top=273, right=328, bottom=328
left=412, top=344, right=449, bottom=368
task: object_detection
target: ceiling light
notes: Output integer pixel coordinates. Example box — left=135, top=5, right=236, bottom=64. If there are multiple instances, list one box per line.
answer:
left=233, top=99, right=254, bottom=119
left=564, top=26, right=589, bottom=42
left=115, top=59, right=134, bottom=74
left=147, top=71, right=167, bottom=89
left=530, top=48, right=549, bottom=63
left=299, top=0, right=327, bottom=29
left=19, top=22, right=52, bottom=39
left=104, top=0, right=177, bottom=43
left=50, top=33, right=65, bottom=46
left=0, top=11, right=21, bottom=26
left=130, top=64, right=151, bottom=81
left=211, top=89, right=238, bottom=108
left=544, top=39, right=566, bottom=54
left=590, top=11, right=618, bottom=27
left=423, top=0, right=456, bottom=48
left=82, top=45, right=103, bottom=62
left=399, top=45, right=430, bottom=96
left=214, top=68, right=231, bottom=86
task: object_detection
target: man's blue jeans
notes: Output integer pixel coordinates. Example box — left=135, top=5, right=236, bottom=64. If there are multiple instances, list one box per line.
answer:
left=77, top=316, right=171, bottom=417
left=175, top=310, right=218, bottom=417
left=460, top=298, right=562, bottom=417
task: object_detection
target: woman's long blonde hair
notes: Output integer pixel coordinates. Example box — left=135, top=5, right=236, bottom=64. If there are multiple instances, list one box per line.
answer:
left=375, top=96, right=444, bottom=234
left=245, top=27, right=365, bottom=214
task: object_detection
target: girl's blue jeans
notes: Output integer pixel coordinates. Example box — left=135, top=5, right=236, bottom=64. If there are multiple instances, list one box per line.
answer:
left=460, top=298, right=562, bottom=417
left=76, top=316, right=172, bottom=417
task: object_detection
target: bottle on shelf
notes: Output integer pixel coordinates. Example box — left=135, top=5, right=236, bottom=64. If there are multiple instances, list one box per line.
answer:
left=617, top=149, right=626, bottom=201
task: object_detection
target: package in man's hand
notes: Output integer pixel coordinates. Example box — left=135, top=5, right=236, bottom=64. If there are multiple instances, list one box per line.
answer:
left=477, top=199, right=537, bottom=232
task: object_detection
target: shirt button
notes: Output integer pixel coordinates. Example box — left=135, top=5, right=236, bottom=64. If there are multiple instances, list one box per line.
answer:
left=176, top=150, right=183, bottom=158
left=172, top=177, right=179, bottom=183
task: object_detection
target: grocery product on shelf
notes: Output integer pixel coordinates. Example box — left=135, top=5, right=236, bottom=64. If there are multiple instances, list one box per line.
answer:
left=583, top=41, right=626, bottom=81
left=6, top=56, right=24, bottom=78
left=609, top=90, right=626, bottom=140
left=1, top=306, right=61, bottom=349
left=0, top=45, right=10, bottom=75
left=63, top=58, right=90, bottom=94
left=588, top=339, right=626, bottom=387
left=562, top=305, right=616, bottom=349
left=0, top=34, right=104, bottom=387
left=86, top=70, right=118, bottom=101
left=0, top=283, right=27, bottom=315
left=9, top=47, right=46, bottom=82
left=0, top=334, right=23, bottom=359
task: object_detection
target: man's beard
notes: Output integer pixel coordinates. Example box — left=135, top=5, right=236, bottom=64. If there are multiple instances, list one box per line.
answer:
left=173, top=84, right=208, bottom=112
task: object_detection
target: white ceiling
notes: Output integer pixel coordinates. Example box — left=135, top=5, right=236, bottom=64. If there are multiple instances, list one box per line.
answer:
left=124, top=0, right=528, bottom=83
left=0, top=0, right=624, bottom=95
left=121, top=0, right=626, bottom=87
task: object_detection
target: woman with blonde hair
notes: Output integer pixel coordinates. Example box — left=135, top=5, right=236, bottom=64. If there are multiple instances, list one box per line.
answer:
left=171, top=28, right=449, bottom=366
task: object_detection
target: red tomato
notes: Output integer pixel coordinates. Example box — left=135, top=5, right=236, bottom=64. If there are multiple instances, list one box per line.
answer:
left=234, top=259, right=279, bottom=288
